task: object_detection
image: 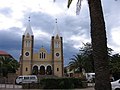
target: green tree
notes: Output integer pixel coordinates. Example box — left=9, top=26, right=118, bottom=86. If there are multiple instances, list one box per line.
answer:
left=0, top=56, right=19, bottom=77
left=69, top=54, right=83, bottom=73
left=109, top=53, right=120, bottom=80
left=79, top=42, right=113, bottom=73
left=80, top=42, right=94, bottom=72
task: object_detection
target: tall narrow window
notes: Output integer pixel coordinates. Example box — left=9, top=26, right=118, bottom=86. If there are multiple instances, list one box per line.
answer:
left=55, top=42, right=59, bottom=48
left=26, top=67, right=28, bottom=71
left=57, top=42, right=59, bottom=48
left=28, top=41, right=30, bottom=47
left=26, top=41, right=30, bottom=47
left=42, top=52, right=43, bottom=59
left=26, top=41, right=27, bottom=47
left=44, top=53, right=45, bottom=59
left=57, top=68, right=59, bottom=71
left=40, top=53, right=41, bottom=59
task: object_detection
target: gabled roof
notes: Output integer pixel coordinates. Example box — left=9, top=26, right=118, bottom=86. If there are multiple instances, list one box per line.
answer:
left=39, top=46, right=47, bottom=52
left=0, top=50, right=14, bottom=58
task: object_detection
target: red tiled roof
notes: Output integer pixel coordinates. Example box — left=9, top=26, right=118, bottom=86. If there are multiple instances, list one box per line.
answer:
left=0, top=50, right=9, bottom=55
left=0, top=50, right=14, bottom=59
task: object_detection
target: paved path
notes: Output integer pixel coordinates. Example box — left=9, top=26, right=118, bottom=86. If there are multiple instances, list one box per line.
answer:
left=0, top=88, right=94, bottom=90
left=79, top=87, right=94, bottom=90
left=0, top=87, right=94, bottom=90
left=0, top=84, right=94, bottom=90
left=0, top=84, right=22, bottom=89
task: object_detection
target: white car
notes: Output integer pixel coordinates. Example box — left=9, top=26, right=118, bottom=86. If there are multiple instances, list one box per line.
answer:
left=111, top=79, right=120, bottom=90
left=15, top=75, right=38, bottom=84
left=85, top=73, right=95, bottom=82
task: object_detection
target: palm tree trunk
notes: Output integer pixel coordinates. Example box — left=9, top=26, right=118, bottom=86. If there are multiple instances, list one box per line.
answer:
left=88, top=0, right=111, bottom=90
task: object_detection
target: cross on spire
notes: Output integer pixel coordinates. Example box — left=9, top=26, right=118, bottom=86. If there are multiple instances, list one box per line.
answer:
left=28, top=16, right=30, bottom=22
left=55, top=18, right=57, bottom=24
left=24, top=16, right=33, bottom=35
left=53, top=18, right=61, bottom=36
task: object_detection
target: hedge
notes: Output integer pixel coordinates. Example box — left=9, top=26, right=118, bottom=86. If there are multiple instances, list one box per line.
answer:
left=22, top=78, right=87, bottom=89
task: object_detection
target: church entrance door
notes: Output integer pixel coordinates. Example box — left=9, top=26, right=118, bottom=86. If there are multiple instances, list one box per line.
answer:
left=46, top=66, right=52, bottom=75
left=32, top=66, right=38, bottom=75
left=39, top=66, right=45, bottom=75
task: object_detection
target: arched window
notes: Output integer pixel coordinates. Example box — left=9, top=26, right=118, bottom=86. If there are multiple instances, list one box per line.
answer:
left=57, top=68, right=59, bottom=71
left=28, top=41, right=30, bottom=47
left=32, top=65, right=38, bottom=75
left=55, top=42, right=59, bottom=48
left=40, top=53, right=41, bottom=58
left=26, top=41, right=30, bottom=47
left=39, top=66, right=45, bottom=75
left=40, top=52, right=46, bottom=59
left=26, top=67, right=28, bottom=71
left=44, top=53, right=45, bottom=59
left=42, top=52, right=43, bottom=59
left=46, top=66, right=52, bottom=75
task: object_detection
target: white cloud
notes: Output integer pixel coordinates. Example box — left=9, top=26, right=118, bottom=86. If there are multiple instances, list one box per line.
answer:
left=34, top=29, right=52, bottom=40
left=68, top=35, right=90, bottom=49
left=0, top=0, right=120, bottom=65
left=111, top=27, right=120, bottom=53
left=0, top=14, right=22, bottom=30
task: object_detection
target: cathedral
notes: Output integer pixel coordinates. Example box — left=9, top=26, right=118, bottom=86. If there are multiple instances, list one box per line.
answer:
left=19, top=18, right=64, bottom=77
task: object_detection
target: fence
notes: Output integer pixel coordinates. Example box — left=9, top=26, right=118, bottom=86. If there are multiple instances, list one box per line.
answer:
left=0, top=74, right=22, bottom=89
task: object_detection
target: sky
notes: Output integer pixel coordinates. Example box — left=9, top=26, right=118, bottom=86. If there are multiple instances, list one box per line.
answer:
left=0, top=0, right=120, bottom=66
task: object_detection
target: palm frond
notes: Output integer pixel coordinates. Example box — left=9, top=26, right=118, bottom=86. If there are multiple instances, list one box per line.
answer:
left=67, top=0, right=73, bottom=8
left=53, top=0, right=56, bottom=2
left=76, top=0, right=82, bottom=15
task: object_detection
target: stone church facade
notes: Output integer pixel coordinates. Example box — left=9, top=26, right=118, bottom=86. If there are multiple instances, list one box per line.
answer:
left=19, top=19, right=64, bottom=77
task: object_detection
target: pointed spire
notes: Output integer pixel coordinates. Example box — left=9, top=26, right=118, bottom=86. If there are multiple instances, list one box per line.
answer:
left=53, top=18, right=60, bottom=36
left=24, top=16, right=33, bottom=35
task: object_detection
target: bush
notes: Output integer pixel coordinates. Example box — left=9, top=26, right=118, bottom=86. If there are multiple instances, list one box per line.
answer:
left=22, top=78, right=87, bottom=89
left=39, top=78, right=86, bottom=89
left=22, top=83, right=41, bottom=89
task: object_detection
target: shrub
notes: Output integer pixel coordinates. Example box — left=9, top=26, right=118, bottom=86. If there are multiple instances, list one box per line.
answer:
left=22, top=78, right=87, bottom=89
left=39, top=78, right=86, bottom=89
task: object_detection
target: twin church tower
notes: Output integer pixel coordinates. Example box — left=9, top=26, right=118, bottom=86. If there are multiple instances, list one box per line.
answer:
left=19, top=18, right=64, bottom=77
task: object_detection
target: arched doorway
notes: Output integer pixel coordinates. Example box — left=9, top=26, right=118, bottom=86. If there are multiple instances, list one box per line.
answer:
left=39, top=66, right=45, bottom=75
left=46, top=66, right=52, bottom=75
left=32, top=65, right=38, bottom=75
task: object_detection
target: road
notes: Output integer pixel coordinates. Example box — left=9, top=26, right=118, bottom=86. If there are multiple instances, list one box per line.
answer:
left=0, top=88, right=94, bottom=90
left=0, top=84, right=94, bottom=90
left=79, top=87, right=94, bottom=90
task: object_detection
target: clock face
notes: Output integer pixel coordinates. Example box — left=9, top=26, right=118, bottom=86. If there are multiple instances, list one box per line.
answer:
left=55, top=52, right=60, bottom=58
left=25, top=52, right=29, bottom=56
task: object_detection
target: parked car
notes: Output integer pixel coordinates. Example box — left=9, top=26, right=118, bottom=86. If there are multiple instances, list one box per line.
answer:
left=85, top=73, right=95, bottom=83
left=111, top=79, right=120, bottom=90
left=15, top=75, right=38, bottom=84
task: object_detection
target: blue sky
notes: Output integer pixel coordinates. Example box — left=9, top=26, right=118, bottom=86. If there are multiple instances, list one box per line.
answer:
left=0, top=0, right=120, bottom=66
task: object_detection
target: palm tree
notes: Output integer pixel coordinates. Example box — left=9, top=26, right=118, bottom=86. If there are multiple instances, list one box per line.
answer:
left=80, top=43, right=94, bottom=72
left=80, top=42, right=113, bottom=73
left=87, top=0, right=111, bottom=89
left=54, top=0, right=111, bottom=89
left=69, top=54, right=84, bottom=73
left=0, top=56, right=19, bottom=77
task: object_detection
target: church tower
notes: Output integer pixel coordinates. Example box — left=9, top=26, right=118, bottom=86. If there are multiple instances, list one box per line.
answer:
left=21, top=17, right=34, bottom=75
left=51, top=19, right=64, bottom=77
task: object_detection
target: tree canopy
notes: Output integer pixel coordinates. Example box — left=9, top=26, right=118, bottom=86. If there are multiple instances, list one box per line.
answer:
left=0, top=56, right=19, bottom=77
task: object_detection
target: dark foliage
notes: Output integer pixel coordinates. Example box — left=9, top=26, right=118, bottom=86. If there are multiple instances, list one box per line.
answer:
left=22, top=78, right=87, bottom=89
